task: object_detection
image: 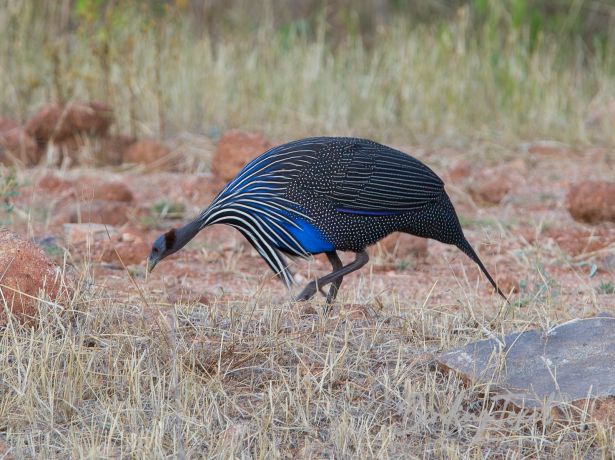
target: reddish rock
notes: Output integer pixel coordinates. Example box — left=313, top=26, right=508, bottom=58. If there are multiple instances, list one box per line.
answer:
left=211, top=130, right=271, bottom=182
left=54, top=200, right=132, bottom=226
left=74, top=180, right=134, bottom=203
left=63, top=223, right=120, bottom=245
left=122, top=139, right=173, bottom=170
left=448, top=159, right=472, bottom=183
left=0, top=228, right=68, bottom=325
left=545, top=226, right=612, bottom=256
left=567, top=181, right=615, bottom=224
left=468, top=170, right=512, bottom=206
left=66, top=101, right=113, bottom=136
left=100, top=231, right=149, bottom=265
left=377, top=233, right=428, bottom=259
left=25, top=101, right=113, bottom=147
left=36, top=172, right=73, bottom=193
left=0, top=122, right=41, bottom=166
left=103, top=134, right=136, bottom=165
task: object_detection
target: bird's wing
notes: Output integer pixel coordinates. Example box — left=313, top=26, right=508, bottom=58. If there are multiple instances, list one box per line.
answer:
left=320, top=140, right=444, bottom=214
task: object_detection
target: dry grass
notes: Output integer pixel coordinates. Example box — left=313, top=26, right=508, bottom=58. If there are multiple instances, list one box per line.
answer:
left=1, top=2, right=615, bottom=458
left=1, top=3, right=614, bottom=146
left=1, top=259, right=613, bottom=458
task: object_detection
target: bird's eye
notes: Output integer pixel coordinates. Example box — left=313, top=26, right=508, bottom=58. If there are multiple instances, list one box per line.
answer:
left=153, top=247, right=159, bottom=254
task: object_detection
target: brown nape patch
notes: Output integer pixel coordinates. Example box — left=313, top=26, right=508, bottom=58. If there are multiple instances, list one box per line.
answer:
left=165, top=229, right=177, bottom=249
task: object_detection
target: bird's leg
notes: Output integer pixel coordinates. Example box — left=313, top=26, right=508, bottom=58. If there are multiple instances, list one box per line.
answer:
left=296, top=251, right=369, bottom=302
left=325, top=251, right=343, bottom=304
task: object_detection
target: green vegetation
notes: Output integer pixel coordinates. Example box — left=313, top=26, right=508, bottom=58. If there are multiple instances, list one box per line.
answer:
left=597, top=280, right=615, bottom=295
left=152, top=199, right=186, bottom=220
left=1, top=1, right=613, bottom=145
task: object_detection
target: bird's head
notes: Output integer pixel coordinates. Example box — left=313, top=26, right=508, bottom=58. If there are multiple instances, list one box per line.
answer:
left=147, top=220, right=203, bottom=273
left=147, top=229, right=178, bottom=273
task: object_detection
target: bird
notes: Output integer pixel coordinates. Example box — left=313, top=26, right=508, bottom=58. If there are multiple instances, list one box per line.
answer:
left=147, top=137, right=507, bottom=303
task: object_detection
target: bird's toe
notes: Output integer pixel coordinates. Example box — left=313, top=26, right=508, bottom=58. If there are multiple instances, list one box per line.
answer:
left=296, top=281, right=318, bottom=301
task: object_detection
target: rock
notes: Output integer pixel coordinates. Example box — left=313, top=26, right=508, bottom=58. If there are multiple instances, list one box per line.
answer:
left=0, top=228, right=67, bottom=325
left=100, top=231, right=149, bottom=265
left=103, top=134, right=136, bottom=165
left=0, top=121, right=41, bottom=166
left=66, top=101, right=113, bottom=136
left=567, top=181, right=615, bottom=224
left=25, top=101, right=113, bottom=147
left=211, top=130, right=271, bottom=182
left=122, top=139, right=174, bottom=170
left=63, top=223, right=120, bottom=245
left=468, top=170, right=512, bottom=206
left=74, top=180, right=134, bottom=203
left=377, top=233, right=428, bottom=259
left=437, top=315, right=615, bottom=425
left=448, top=159, right=472, bottom=183
left=36, top=172, right=73, bottom=193
left=54, top=200, right=132, bottom=226
left=545, top=227, right=612, bottom=256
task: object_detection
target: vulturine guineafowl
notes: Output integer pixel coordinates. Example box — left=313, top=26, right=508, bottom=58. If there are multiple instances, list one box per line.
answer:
left=148, top=137, right=507, bottom=303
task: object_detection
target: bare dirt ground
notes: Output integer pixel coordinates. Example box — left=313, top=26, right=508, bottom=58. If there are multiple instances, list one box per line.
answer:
left=14, top=142, right=615, bottom=314
left=3, top=138, right=615, bottom=457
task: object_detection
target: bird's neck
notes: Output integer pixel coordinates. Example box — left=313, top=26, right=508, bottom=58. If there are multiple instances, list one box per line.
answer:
left=170, top=219, right=202, bottom=252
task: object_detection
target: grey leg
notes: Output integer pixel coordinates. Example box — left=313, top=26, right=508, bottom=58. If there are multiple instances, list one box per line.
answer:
left=296, top=251, right=369, bottom=302
left=325, top=251, right=343, bottom=304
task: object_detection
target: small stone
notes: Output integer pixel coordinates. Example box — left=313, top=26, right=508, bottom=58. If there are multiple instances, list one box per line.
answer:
left=211, top=130, right=271, bottom=182
left=567, top=181, right=615, bottom=224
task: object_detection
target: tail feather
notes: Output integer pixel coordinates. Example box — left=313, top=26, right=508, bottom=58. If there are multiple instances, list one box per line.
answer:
left=458, top=239, right=508, bottom=302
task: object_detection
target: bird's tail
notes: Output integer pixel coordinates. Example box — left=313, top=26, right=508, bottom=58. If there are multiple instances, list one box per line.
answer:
left=457, top=238, right=508, bottom=302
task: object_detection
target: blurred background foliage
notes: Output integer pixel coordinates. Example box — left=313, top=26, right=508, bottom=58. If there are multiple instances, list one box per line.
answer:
left=0, top=0, right=614, bottom=144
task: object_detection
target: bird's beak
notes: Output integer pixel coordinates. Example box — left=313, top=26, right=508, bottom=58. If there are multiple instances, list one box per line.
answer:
left=147, top=257, right=158, bottom=274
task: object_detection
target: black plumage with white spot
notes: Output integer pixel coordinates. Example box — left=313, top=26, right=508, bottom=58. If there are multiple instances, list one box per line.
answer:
left=148, top=136, right=507, bottom=303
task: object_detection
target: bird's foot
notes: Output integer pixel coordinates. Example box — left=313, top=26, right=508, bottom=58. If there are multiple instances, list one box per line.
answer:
left=295, top=281, right=317, bottom=301
left=295, top=280, right=326, bottom=301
